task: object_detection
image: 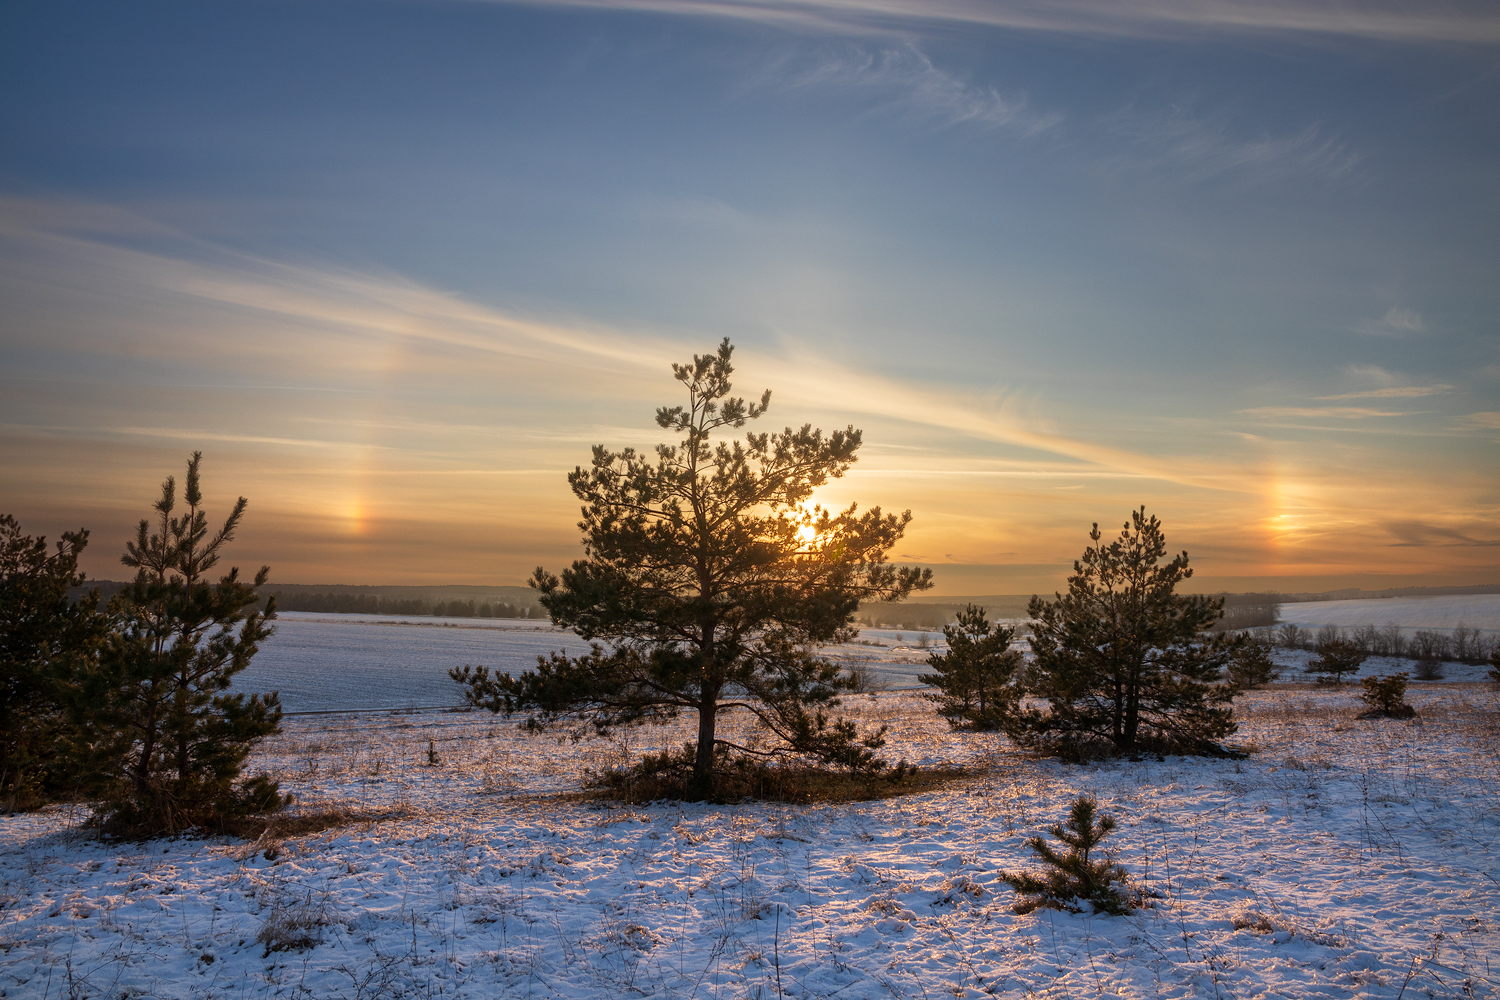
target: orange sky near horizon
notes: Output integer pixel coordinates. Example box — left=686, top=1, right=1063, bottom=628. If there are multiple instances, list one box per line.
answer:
left=3, top=205, right=1494, bottom=597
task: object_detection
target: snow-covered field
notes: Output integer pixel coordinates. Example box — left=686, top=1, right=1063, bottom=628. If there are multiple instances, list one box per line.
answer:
left=231, top=614, right=594, bottom=713
left=1276, top=595, right=1500, bottom=633
left=4, top=683, right=1497, bottom=999
left=237, top=615, right=943, bottom=714
left=238, top=606, right=1495, bottom=719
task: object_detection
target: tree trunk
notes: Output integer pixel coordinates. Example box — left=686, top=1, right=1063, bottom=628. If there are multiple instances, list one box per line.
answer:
left=692, top=694, right=717, bottom=799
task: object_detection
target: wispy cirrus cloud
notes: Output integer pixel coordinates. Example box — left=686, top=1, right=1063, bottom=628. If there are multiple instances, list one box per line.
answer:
left=0, top=196, right=1225, bottom=493
left=1316, top=384, right=1452, bottom=400
left=1353, top=306, right=1426, bottom=337
left=478, top=0, right=1500, bottom=44
left=1237, top=406, right=1415, bottom=419
left=777, top=44, right=1060, bottom=133
left=1386, top=520, right=1500, bottom=547
left=1100, top=106, right=1360, bottom=183
left=1454, top=411, right=1500, bottom=430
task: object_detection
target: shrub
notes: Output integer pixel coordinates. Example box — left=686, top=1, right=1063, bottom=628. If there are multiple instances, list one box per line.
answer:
left=1488, top=649, right=1500, bottom=684
left=1276, top=624, right=1307, bottom=650
left=1001, top=796, right=1133, bottom=915
left=1408, top=630, right=1450, bottom=663
left=1451, top=626, right=1489, bottom=664
left=1306, top=639, right=1366, bottom=685
left=1412, top=657, right=1444, bottom=682
left=1314, top=624, right=1343, bottom=649
left=1358, top=674, right=1415, bottom=719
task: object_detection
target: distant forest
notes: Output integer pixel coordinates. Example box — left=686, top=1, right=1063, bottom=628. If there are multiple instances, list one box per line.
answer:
left=271, top=592, right=541, bottom=619
left=262, top=583, right=548, bottom=620
left=69, top=580, right=1499, bottom=631
left=856, top=592, right=1285, bottom=631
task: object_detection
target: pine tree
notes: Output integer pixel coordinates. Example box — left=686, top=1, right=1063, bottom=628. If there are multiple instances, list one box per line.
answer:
left=1020, top=509, right=1240, bottom=756
left=1227, top=641, right=1280, bottom=690
left=452, top=340, right=931, bottom=799
left=1002, top=795, right=1133, bottom=915
left=0, top=516, right=104, bottom=809
left=1358, top=673, right=1415, bottom=718
left=1307, top=639, right=1365, bottom=685
left=919, top=604, right=1023, bottom=731
left=73, top=453, right=284, bottom=834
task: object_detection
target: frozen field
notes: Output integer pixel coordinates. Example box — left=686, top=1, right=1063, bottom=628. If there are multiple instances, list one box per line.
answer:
left=235, top=613, right=595, bottom=713
left=3, top=684, right=1497, bottom=999
left=240, top=609, right=1495, bottom=717
left=238, top=615, right=944, bottom=714
left=1278, top=595, right=1500, bottom=633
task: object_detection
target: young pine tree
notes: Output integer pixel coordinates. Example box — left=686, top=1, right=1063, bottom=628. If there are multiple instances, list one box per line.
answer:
left=919, top=604, right=1024, bottom=731
left=452, top=340, right=931, bottom=799
left=1306, top=639, right=1366, bottom=685
left=74, top=453, right=284, bottom=834
left=1358, top=673, right=1415, bottom=719
left=1020, top=509, right=1241, bottom=757
left=0, top=516, right=105, bottom=809
left=1227, top=641, right=1280, bottom=691
left=1002, top=795, right=1133, bottom=915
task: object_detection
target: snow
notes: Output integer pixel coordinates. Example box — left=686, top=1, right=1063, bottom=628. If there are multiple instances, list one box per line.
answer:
left=4, top=683, right=1497, bottom=999
left=233, top=613, right=595, bottom=713
left=1277, top=595, right=1500, bottom=633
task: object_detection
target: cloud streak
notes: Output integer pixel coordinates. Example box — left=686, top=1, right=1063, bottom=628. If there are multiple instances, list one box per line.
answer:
left=1237, top=406, right=1415, bottom=419
left=781, top=44, right=1060, bottom=133
left=481, top=0, right=1500, bottom=44
left=1316, top=384, right=1452, bottom=400
left=1352, top=306, right=1427, bottom=337
left=0, top=197, right=1254, bottom=497
left=1386, top=520, right=1500, bottom=547
left=1100, top=108, right=1360, bottom=184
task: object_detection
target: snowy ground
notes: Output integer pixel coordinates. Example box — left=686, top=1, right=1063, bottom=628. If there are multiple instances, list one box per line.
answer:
left=4, top=683, right=1497, bottom=999
left=1275, top=595, right=1500, bottom=633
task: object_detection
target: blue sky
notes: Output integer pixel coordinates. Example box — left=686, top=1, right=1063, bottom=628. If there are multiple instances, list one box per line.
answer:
left=2, top=0, right=1497, bottom=592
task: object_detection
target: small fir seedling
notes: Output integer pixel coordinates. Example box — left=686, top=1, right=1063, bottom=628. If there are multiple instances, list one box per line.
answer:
left=1001, top=795, right=1133, bottom=915
left=1307, top=639, right=1367, bottom=685
left=1358, top=673, right=1415, bottom=719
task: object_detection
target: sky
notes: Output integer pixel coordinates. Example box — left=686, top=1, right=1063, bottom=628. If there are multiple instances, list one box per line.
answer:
left=1, top=0, right=1497, bottom=596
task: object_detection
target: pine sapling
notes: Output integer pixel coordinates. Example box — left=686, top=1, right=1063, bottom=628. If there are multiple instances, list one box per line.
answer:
left=1307, top=639, right=1366, bottom=685
left=1002, top=795, right=1133, bottom=915
left=1358, top=674, right=1415, bottom=719
left=1227, top=642, right=1280, bottom=690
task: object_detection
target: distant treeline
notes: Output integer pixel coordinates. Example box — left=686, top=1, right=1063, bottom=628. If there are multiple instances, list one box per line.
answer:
left=1258, top=623, right=1496, bottom=664
left=854, top=603, right=983, bottom=630
left=857, top=593, right=1280, bottom=632
left=1205, top=593, right=1281, bottom=631
left=270, top=592, right=542, bottom=619
left=1256, top=584, right=1500, bottom=603
left=67, top=582, right=550, bottom=621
